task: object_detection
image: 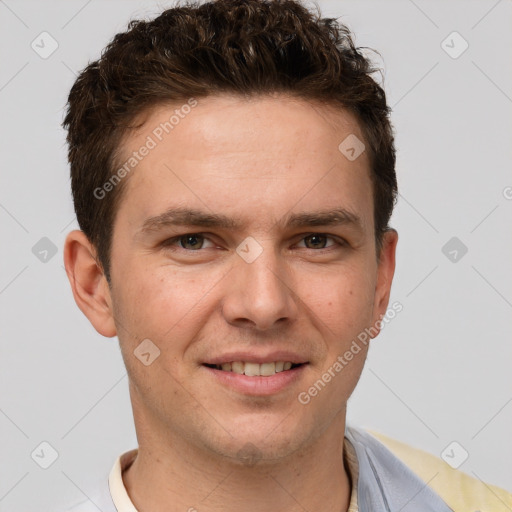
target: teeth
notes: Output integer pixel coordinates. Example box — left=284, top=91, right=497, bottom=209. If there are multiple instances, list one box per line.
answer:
left=232, top=361, right=244, bottom=374
left=275, top=361, right=284, bottom=373
left=214, top=361, right=298, bottom=376
left=244, top=362, right=260, bottom=376
left=260, top=362, right=276, bottom=376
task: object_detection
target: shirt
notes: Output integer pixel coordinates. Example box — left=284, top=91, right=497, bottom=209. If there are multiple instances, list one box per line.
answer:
left=63, top=426, right=512, bottom=511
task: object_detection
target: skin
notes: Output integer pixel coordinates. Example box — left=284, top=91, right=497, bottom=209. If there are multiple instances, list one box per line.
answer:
left=64, top=93, right=398, bottom=511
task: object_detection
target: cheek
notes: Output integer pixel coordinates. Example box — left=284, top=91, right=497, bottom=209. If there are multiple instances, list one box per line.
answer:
left=295, top=263, right=376, bottom=336
left=112, top=268, right=208, bottom=394
left=113, top=263, right=223, bottom=346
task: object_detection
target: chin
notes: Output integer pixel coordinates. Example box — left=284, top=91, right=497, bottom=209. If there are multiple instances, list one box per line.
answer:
left=198, top=412, right=318, bottom=466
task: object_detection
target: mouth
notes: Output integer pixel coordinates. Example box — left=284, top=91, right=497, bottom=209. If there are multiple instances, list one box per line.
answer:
left=202, top=359, right=308, bottom=396
left=203, top=361, right=305, bottom=377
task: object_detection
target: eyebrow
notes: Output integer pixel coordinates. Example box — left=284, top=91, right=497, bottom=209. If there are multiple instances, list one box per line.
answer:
left=137, top=206, right=363, bottom=236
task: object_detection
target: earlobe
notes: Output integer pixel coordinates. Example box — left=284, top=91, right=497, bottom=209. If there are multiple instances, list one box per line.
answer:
left=63, top=230, right=117, bottom=338
left=371, top=229, right=398, bottom=337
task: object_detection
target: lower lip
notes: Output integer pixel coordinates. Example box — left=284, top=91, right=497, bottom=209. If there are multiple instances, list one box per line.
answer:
left=202, top=364, right=307, bottom=396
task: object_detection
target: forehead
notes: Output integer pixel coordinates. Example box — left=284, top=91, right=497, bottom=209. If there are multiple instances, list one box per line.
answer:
left=114, top=94, right=373, bottom=232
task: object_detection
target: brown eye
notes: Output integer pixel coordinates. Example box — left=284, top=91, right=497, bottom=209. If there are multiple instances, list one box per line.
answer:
left=160, top=233, right=216, bottom=252
left=302, top=234, right=329, bottom=249
left=179, top=234, right=205, bottom=250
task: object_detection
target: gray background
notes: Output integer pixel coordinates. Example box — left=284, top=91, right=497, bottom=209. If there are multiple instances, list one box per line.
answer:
left=1, top=0, right=511, bottom=510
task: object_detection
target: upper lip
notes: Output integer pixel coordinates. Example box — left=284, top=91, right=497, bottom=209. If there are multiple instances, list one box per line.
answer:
left=203, top=351, right=309, bottom=365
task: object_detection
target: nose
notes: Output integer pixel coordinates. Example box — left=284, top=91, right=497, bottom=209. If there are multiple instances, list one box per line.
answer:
left=221, top=245, right=298, bottom=331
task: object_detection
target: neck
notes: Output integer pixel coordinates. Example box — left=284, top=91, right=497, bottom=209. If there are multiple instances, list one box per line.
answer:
left=123, top=409, right=351, bottom=512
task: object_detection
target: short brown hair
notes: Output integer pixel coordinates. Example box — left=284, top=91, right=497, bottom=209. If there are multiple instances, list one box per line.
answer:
left=63, top=0, right=397, bottom=283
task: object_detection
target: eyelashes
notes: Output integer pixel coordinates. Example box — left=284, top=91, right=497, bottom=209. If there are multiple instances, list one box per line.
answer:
left=160, top=232, right=348, bottom=253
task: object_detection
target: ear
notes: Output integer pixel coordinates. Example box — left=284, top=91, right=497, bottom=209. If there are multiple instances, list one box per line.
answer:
left=63, top=230, right=117, bottom=338
left=370, top=229, right=398, bottom=338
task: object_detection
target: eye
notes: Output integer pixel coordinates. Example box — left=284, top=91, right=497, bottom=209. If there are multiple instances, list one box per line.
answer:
left=162, top=233, right=216, bottom=251
left=296, top=234, right=342, bottom=249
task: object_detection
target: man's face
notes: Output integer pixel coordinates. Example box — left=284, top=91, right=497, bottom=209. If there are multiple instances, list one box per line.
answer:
left=106, top=94, right=396, bottom=462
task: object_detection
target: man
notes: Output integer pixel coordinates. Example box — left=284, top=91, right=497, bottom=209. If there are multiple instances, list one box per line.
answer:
left=62, top=0, right=512, bottom=510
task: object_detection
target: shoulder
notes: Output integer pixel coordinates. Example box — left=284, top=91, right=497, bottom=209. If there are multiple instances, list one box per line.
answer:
left=368, top=429, right=512, bottom=512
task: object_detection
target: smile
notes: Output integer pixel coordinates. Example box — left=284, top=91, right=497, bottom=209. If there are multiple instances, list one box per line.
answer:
left=204, top=361, right=303, bottom=376
left=202, top=360, right=308, bottom=396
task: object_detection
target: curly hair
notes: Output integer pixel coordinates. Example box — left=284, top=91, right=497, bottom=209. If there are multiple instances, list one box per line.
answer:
left=63, top=0, right=397, bottom=283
